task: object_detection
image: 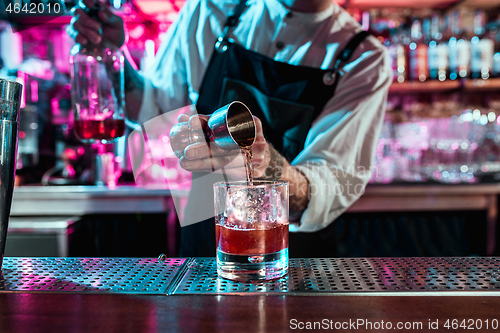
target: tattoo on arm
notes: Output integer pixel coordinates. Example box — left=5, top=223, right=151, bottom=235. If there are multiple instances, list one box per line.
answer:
left=261, top=145, right=310, bottom=217
left=263, top=145, right=285, bottom=180
left=289, top=167, right=310, bottom=218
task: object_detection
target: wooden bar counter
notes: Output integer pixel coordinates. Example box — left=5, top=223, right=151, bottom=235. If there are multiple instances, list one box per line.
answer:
left=2, top=293, right=500, bottom=332
left=1, top=257, right=499, bottom=332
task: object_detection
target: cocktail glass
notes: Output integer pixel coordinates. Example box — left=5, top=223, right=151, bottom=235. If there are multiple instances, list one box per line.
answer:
left=214, top=180, right=289, bottom=282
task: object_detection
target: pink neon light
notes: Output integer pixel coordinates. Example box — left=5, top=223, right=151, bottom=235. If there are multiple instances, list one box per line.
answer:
left=16, top=72, right=26, bottom=108
left=362, top=12, right=370, bottom=31
left=30, top=80, right=38, bottom=103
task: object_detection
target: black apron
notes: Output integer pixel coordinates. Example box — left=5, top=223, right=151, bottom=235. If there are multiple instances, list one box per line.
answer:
left=179, top=1, right=370, bottom=257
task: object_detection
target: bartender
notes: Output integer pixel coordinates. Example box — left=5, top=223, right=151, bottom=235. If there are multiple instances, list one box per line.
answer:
left=69, top=0, right=392, bottom=257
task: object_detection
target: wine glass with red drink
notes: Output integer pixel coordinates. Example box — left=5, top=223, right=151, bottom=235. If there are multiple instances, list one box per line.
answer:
left=69, top=4, right=126, bottom=185
left=70, top=45, right=125, bottom=144
left=69, top=4, right=125, bottom=145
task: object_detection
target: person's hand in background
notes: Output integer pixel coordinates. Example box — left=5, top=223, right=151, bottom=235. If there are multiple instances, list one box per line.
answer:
left=66, top=0, right=125, bottom=47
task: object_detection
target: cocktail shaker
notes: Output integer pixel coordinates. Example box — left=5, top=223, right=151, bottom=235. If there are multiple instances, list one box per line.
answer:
left=0, top=79, right=22, bottom=268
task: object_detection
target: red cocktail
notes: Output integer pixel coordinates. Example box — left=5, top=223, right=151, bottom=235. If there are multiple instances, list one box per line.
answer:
left=74, top=118, right=125, bottom=143
left=216, top=221, right=288, bottom=255
left=214, top=180, right=289, bottom=282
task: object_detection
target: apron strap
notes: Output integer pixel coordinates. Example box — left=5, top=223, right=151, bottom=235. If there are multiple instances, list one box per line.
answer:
left=218, top=2, right=370, bottom=98
left=323, top=30, right=371, bottom=91
left=337, top=30, right=371, bottom=63
left=221, top=0, right=248, bottom=39
left=216, top=0, right=248, bottom=52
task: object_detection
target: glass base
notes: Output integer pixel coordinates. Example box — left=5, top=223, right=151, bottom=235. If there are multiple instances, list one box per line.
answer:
left=217, top=248, right=288, bottom=282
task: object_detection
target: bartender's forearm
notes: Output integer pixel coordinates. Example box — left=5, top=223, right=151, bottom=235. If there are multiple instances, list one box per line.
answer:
left=263, top=145, right=310, bottom=219
left=123, top=54, right=144, bottom=122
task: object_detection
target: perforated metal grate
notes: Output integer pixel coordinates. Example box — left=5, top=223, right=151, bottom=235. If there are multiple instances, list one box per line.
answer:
left=171, top=257, right=500, bottom=295
left=2, top=257, right=499, bottom=295
left=0, top=257, right=186, bottom=294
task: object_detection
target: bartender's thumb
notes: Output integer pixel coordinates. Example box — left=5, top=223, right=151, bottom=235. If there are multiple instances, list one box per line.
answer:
left=98, top=7, right=121, bottom=26
left=189, top=115, right=210, bottom=130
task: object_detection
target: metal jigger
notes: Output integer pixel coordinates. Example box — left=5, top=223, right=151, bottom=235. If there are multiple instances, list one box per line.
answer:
left=208, top=101, right=256, bottom=149
left=0, top=79, right=22, bottom=268
left=170, top=101, right=256, bottom=158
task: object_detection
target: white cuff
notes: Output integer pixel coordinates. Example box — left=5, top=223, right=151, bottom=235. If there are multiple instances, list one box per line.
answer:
left=291, top=163, right=367, bottom=233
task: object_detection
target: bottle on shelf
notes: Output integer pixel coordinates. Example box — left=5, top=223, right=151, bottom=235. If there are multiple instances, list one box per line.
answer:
left=470, top=9, right=494, bottom=80
left=493, top=23, right=500, bottom=78
left=408, top=17, right=429, bottom=82
left=391, top=20, right=410, bottom=83
left=423, top=17, right=432, bottom=46
left=490, top=14, right=500, bottom=78
left=448, top=10, right=470, bottom=80
left=428, top=14, right=449, bottom=81
left=386, top=22, right=405, bottom=83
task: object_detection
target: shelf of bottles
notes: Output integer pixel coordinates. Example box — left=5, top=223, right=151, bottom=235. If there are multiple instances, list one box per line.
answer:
left=367, top=6, right=500, bottom=185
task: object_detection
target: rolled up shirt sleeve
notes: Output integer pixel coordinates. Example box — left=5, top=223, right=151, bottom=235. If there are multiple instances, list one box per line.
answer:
left=291, top=36, right=392, bottom=232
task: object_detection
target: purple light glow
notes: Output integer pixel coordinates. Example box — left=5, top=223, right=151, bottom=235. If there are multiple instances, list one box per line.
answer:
left=30, top=80, right=38, bottom=103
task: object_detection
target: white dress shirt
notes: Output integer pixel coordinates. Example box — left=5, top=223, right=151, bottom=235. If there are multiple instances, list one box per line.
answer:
left=138, top=0, right=392, bottom=232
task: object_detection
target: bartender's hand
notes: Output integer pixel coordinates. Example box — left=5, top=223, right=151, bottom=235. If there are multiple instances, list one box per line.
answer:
left=173, top=114, right=311, bottom=218
left=66, top=0, right=125, bottom=47
left=175, top=114, right=270, bottom=180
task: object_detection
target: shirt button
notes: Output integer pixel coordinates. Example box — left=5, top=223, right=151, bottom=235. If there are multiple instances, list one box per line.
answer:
left=276, top=41, right=284, bottom=49
left=286, top=12, right=293, bottom=19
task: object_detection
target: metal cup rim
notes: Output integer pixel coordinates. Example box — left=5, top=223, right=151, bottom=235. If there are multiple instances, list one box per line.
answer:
left=225, top=101, right=256, bottom=148
left=213, top=180, right=289, bottom=188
